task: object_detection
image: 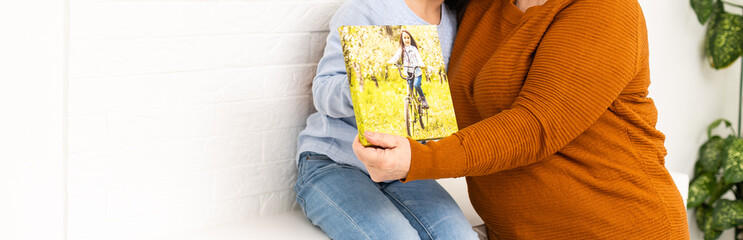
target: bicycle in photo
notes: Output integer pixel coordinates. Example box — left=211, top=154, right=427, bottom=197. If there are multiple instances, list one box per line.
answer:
left=393, top=63, right=428, bottom=137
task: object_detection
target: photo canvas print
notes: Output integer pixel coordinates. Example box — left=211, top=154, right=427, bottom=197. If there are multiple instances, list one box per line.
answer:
left=339, top=25, right=458, bottom=146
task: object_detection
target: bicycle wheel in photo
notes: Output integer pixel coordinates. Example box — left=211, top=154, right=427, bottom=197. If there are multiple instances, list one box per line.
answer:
left=418, top=104, right=425, bottom=130
left=405, top=97, right=412, bottom=137
left=410, top=97, right=420, bottom=137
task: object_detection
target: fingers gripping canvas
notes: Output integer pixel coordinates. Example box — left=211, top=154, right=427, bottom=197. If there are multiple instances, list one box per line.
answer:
left=339, top=25, right=458, bottom=146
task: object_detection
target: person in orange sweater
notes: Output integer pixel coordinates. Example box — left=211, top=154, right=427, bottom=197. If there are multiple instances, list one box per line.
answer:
left=353, top=0, right=690, bottom=238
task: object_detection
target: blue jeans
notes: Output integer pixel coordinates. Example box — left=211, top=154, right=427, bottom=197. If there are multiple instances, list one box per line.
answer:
left=294, top=152, right=478, bottom=240
left=408, top=75, right=425, bottom=100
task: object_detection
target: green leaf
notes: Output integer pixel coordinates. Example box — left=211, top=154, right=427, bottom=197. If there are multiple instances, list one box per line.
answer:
left=689, top=173, right=717, bottom=208
left=705, top=228, right=723, bottom=240
left=707, top=119, right=735, bottom=138
left=697, top=204, right=724, bottom=239
left=700, top=136, right=726, bottom=173
left=692, top=0, right=717, bottom=24
left=706, top=10, right=743, bottom=69
left=696, top=161, right=707, bottom=178
left=723, top=137, right=743, bottom=184
left=698, top=204, right=714, bottom=230
left=711, top=199, right=743, bottom=230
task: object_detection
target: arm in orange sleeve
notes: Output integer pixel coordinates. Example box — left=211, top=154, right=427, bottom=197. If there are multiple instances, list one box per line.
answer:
left=405, top=2, right=643, bottom=181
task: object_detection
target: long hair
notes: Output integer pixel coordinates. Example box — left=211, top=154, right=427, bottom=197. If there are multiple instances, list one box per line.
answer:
left=444, top=0, right=470, bottom=23
left=398, top=29, right=419, bottom=66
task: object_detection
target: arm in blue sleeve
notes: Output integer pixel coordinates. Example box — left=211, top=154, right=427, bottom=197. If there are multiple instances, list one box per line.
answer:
left=311, top=4, right=362, bottom=118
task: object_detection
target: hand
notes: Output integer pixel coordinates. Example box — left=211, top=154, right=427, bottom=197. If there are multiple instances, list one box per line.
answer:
left=352, top=131, right=412, bottom=182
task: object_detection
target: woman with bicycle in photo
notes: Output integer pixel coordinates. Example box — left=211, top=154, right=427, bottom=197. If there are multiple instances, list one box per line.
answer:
left=387, top=29, right=429, bottom=109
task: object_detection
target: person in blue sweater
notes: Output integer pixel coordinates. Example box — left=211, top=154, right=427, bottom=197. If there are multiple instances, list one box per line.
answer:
left=294, top=0, right=477, bottom=239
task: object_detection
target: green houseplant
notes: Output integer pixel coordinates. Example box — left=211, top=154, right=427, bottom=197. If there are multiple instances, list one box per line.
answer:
left=689, top=0, right=743, bottom=239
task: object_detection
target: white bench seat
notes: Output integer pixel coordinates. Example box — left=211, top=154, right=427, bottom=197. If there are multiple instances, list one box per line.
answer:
left=150, top=173, right=688, bottom=239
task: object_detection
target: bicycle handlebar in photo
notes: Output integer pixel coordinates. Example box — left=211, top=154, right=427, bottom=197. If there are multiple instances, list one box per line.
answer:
left=392, top=64, right=422, bottom=80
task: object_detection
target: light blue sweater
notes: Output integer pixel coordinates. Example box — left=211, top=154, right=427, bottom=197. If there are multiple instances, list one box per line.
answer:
left=296, top=0, right=457, bottom=173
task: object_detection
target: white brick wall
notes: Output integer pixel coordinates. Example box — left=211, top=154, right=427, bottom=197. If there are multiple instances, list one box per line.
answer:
left=67, top=1, right=342, bottom=239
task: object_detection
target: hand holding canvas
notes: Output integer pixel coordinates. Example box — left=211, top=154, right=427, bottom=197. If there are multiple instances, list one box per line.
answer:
left=352, top=131, right=411, bottom=182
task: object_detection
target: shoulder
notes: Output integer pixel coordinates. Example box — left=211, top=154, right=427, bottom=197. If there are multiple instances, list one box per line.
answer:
left=549, top=0, right=641, bottom=33
left=330, top=0, right=398, bottom=27
left=557, top=0, right=640, bottom=18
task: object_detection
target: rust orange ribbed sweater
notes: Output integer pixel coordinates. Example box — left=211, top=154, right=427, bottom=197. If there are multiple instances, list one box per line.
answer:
left=404, top=0, right=690, bottom=238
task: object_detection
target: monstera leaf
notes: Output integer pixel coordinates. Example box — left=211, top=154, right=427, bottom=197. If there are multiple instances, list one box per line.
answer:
left=723, top=137, right=743, bottom=184
left=698, top=204, right=724, bottom=240
left=706, top=3, right=743, bottom=69
left=690, top=173, right=718, bottom=208
left=711, top=199, right=743, bottom=230
left=701, top=136, right=727, bottom=173
left=692, top=0, right=718, bottom=24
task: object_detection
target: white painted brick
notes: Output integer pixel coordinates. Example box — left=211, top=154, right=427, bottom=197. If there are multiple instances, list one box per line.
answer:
left=259, top=190, right=297, bottom=216
left=158, top=139, right=219, bottom=176
left=219, top=33, right=311, bottom=67
left=215, top=96, right=310, bottom=136
left=262, top=65, right=314, bottom=98
left=214, top=160, right=297, bottom=201
left=70, top=2, right=214, bottom=40
left=156, top=105, right=217, bottom=142
left=263, top=96, right=312, bottom=129
left=211, top=2, right=265, bottom=36
left=215, top=1, right=334, bottom=35
left=103, top=211, right=164, bottom=239
left=209, top=196, right=261, bottom=224
left=106, top=172, right=213, bottom=219
left=68, top=76, right=164, bottom=116
left=211, top=133, right=263, bottom=169
left=71, top=2, right=340, bottom=40
left=212, top=67, right=266, bottom=103
left=68, top=115, right=107, bottom=153
left=71, top=34, right=315, bottom=78
left=67, top=186, right=106, bottom=226
left=68, top=145, right=164, bottom=187
left=263, top=127, right=304, bottom=162
left=156, top=203, right=214, bottom=236
left=310, top=32, right=329, bottom=63
left=67, top=222, right=105, bottom=240
left=105, top=145, right=164, bottom=184
left=157, top=133, right=262, bottom=176
left=159, top=70, right=229, bottom=107
left=265, top=2, right=341, bottom=33
left=68, top=151, right=112, bottom=188
left=107, top=105, right=215, bottom=148
left=105, top=111, right=165, bottom=147
left=214, top=101, right=268, bottom=135
left=71, top=68, right=262, bottom=116
left=70, top=36, right=218, bottom=78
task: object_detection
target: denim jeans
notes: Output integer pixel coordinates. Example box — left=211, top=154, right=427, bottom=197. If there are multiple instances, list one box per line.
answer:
left=408, top=75, right=425, bottom=100
left=294, top=151, right=478, bottom=240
